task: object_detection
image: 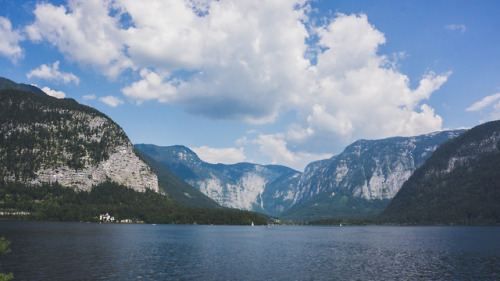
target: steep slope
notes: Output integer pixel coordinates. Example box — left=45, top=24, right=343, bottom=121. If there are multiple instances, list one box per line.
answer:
left=281, top=130, right=464, bottom=221
left=135, top=148, right=221, bottom=209
left=0, top=78, right=158, bottom=193
left=135, top=144, right=300, bottom=216
left=0, top=77, right=47, bottom=95
left=381, top=121, right=500, bottom=225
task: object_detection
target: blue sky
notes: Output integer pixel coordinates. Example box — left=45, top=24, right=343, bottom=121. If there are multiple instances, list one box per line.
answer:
left=1, top=0, right=499, bottom=171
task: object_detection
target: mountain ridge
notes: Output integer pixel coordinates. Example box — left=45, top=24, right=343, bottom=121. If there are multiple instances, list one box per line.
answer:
left=381, top=120, right=500, bottom=225
left=135, top=143, right=301, bottom=216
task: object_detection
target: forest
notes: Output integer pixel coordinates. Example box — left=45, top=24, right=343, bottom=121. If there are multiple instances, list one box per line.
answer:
left=0, top=181, right=268, bottom=225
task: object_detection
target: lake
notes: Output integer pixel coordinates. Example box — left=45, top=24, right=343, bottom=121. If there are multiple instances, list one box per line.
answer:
left=0, top=221, right=499, bottom=280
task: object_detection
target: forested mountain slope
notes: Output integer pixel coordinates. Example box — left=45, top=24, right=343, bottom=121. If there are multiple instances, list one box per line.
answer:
left=381, top=120, right=500, bottom=225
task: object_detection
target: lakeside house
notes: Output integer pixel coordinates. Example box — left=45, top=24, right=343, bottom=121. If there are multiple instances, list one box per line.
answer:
left=99, top=213, right=115, bottom=222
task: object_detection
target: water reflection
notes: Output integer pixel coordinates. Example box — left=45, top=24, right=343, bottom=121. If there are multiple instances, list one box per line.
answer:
left=1, top=222, right=499, bottom=280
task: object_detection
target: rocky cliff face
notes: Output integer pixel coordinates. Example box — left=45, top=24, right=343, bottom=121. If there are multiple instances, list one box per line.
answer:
left=381, top=120, right=500, bottom=225
left=138, top=130, right=465, bottom=218
left=135, top=144, right=300, bottom=215
left=294, top=130, right=465, bottom=204
left=0, top=79, right=158, bottom=193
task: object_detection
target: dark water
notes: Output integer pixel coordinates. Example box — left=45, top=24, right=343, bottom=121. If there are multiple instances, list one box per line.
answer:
left=1, top=221, right=499, bottom=280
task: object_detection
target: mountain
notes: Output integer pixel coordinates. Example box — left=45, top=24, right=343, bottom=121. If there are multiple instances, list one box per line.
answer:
left=0, top=77, right=47, bottom=95
left=0, top=78, right=158, bottom=192
left=135, top=148, right=220, bottom=209
left=280, top=130, right=465, bottom=221
left=0, top=77, right=269, bottom=224
left=135, top=144, right=301, bottom=216
left=381, top=120, right=500, bottom=225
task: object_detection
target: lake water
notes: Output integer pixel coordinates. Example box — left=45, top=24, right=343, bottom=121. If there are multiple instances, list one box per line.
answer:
left=0, top=221, right=499, bottom=280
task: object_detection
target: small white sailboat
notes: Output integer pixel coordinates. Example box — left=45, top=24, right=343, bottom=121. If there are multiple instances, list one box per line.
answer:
left=251, top=221, right=255, bottom=226
left=339, top=223, right=342, bottom=227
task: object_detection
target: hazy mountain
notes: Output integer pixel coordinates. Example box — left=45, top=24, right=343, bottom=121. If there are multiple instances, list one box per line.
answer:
left=135, top=144, right=300, bottom=216
left=281, top=130, right=465, bottom=221
left=381, top=120, right=500, bottom=225
left=135, top=148, right=221, bottom=209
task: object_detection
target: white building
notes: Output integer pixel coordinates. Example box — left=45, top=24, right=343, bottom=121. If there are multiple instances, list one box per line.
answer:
left=99, top=213, right=115, bottom=222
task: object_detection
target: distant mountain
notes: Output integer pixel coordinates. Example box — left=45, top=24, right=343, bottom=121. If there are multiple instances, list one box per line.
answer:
left=281, top=130, right=465, bottom=221
left=135, top=148, right=221, bottom=209
left=0, top=77, right=158, bottom=192
left=0, top=77, right=47, bottom=95
left=381, top=120, right=500, bottom=225
left=135, top=144, right=301, bottom=216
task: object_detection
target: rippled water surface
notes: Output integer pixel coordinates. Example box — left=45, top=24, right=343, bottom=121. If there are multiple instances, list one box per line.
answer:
left=1, top=221, right=499, bottom=280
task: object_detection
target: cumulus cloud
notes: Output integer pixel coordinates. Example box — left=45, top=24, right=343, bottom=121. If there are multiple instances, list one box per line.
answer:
left=23, top=1, right=451, bottom=168
left=27, top=61, right=80, bottom=84
left=41, top=87, right=66, bottom=99
left=191, top=146, right=247, bottom=164
left=121, top=69, right=178, bottom=104
left=0, top=16, right=23, bottom=62
left=25, top=0, right=133, bottom=77
left=466, top=93, right=500, bottom=112
left=99, top=96, right=124, bottom=107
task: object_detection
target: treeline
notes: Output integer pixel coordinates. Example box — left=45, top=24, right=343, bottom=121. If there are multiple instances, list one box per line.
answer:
left=0, top=181, right=267, bottom=225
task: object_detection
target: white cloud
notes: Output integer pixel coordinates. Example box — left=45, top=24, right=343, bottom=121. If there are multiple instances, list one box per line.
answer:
left=26, top=1, right=133, bottom=78
left=445, top=24, right=466, bottom=32
left=252, top=134, right=331, bottom=171
left=0, top=16, right=23, bottom=62
left=99, top=96, right=124, bottom=107
left=27, top=61, right=80, bottom=84
left=23, top=1, right=451, bottom=167
left=82, top=94, right=96, bottom=100
left=121, top=69, right=178, bottom=104
left=191, top=146, right=246, bottom=164
left=466, top=93, right=500, bottom=123
left=41, top=87, right=66, bottom=99
left=466, top=93, right=500, bottom=112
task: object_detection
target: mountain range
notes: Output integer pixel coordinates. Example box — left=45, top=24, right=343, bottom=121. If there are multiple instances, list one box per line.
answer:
left=1, top=76, right=499, bottom=225
left=0, top=77, right=265, bottom=224
left=137, top=129, right=464, bottom=220
left=381, top=120, right=500, bottom=225
left=135, top=144, right=301, bottom=216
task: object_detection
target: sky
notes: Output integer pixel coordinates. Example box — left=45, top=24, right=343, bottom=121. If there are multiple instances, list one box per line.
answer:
left=1, top=0, right=499, bottom=171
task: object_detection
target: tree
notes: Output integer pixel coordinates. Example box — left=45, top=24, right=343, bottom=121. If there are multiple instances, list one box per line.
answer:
left=0, top=237, right=13, bottom=281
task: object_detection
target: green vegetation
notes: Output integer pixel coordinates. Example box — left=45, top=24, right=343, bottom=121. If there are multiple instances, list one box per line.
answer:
left=380, top=120, right=500, bottom=225
left=280, top=189, right=390, bottom=222
left=0, top=237, right=13, bottom=281
left=0, top=89, right=128, bottom=180
left=0, top=181, right=267, bottom=225
left=135, top=147, right=221, bottom=209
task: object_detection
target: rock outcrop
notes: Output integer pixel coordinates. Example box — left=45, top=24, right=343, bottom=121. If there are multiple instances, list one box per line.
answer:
left=0, top=78, right=158, bottom=193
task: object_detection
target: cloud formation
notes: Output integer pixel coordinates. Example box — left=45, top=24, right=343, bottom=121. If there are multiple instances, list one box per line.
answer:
left=41, top=87, right=66, bottom=99
left=99, top=96, right=124, bottom=107
left=445, top=24, right=467, bottom=32
left=466, top=93, right=500, bottom=112
left=0, top=16, right=23, bottom=62
left=466, top=93, right=500, bottom=123
left=23, top=0, right=451, bottom=169
left=192, top=146, right=247, bottom=164
left=27, top=61, right=80, bottom=84
left=82, top=94, right=96, bottom=101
